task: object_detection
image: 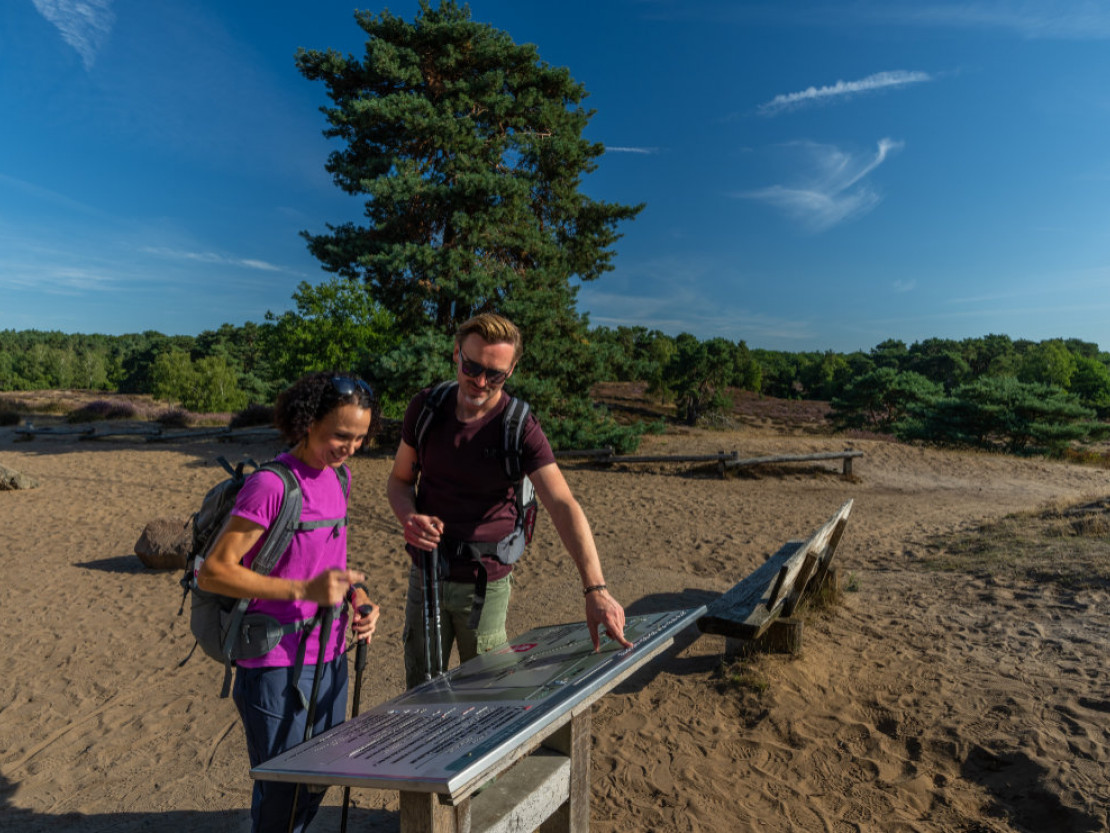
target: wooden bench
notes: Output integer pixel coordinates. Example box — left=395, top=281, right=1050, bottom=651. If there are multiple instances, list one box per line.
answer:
left=697, top=500, right=853, bottom=654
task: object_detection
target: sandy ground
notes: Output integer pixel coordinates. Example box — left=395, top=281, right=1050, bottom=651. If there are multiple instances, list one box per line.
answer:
left=1, top=421, right=1108, bottom=833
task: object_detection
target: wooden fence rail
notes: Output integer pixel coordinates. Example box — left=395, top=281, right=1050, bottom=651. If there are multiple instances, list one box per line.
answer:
left=602, top=450, right=739, bottom=465
left=14, top=423, right=282, bottom=443
left=562, top=448, right=862, bottom=478
left=724, top=450, right=864, bottom=476
left=12, top=423, right=862, bottom=479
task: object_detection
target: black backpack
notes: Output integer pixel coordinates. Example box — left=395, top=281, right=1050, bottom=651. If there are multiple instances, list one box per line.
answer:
left=413, top=381, right=538, bottom=559
left=177, top=456, right=349, bottom=697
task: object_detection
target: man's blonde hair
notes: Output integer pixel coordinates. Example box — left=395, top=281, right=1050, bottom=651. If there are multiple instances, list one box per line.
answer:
left=455, top=313, right=523, bottom=362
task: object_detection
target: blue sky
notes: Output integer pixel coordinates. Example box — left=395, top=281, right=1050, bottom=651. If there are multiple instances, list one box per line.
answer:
left=3, top=1, right=1110, bottom=353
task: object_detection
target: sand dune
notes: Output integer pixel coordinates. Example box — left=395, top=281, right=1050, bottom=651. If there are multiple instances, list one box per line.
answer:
left=1, top=423, right=1107, bottom=832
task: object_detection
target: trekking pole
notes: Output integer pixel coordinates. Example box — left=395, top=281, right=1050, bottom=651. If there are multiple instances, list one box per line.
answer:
left=287, top=604, right=336, bottom=833
left=421, top=548, right=443, bottom=680
left=339, top=604, right=372, bottom=833
left=421, top=549, right=434, bottom=682
left=429, top=547, right=443, bottom=677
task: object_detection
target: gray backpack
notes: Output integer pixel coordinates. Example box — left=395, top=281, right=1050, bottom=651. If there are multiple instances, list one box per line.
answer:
left=177, top=456, right=349, bottom=697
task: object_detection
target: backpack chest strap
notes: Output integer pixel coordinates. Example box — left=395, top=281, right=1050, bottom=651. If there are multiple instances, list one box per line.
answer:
left=296, top=516, right=348, bottom=536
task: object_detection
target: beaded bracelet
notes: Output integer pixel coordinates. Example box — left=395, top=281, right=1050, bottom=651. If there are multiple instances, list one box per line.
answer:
left=583, top=583, right=608, bottom=596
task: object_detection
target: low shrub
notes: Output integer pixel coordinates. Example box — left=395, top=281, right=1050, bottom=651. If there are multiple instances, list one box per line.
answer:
left=230, top=403, right=274, bottom=429
left=66, top=400, right=138, bottom=423
left=718, top=659, right=770, bottom=694
left=155, top=408, right=193, bottom=429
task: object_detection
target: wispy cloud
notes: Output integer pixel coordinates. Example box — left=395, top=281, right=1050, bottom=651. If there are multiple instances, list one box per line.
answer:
left=581, top=286, right=816, bottom=343
left=32, top=0, right=116, bottom=71
left=606, top=146, right=662, bottom=154
left=0, top=171, right=110, bottom=218
left=0, top=264, right=120, bottom=294
left=759, top=70, right=932, bottom=115
left=739, top=138, right=904, bottom=232
left=632, top=2, right=1110, bottom=41
left=874, top=2, right=1110, bottom=40
left=142, top=247, right=284, bottom=272
left=578, top=254, right=818, bottom=343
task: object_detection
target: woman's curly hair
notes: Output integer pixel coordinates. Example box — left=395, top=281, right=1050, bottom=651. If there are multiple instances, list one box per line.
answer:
left=273, top=372, right=377, bottom=446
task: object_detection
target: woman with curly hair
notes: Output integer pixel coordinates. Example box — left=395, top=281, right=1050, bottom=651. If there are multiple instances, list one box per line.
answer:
left=199, top=371, right=379, bottom=833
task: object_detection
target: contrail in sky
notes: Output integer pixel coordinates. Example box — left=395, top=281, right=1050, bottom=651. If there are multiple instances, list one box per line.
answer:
left=759, top=70, right=932, bottom=115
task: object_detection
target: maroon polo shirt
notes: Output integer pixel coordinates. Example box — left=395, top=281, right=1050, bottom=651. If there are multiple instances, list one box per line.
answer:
left=401, top=385, right=555, bottom=581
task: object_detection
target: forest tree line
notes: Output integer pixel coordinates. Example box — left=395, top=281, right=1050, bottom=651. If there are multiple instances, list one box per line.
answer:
left=2, top=300, right=1108, bottom=456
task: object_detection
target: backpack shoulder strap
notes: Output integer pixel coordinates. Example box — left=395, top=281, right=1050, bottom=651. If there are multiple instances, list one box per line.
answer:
left=500, top=395, right=531, bottom=482
left=413, top=381, right=458, bottom=454
left=249, top=460, right=303, bottom=576
left=503, top=395, right=539, bottom=551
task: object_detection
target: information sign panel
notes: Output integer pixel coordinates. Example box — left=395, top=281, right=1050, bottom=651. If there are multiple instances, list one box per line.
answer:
left=252, top=607, right=704, bottom=795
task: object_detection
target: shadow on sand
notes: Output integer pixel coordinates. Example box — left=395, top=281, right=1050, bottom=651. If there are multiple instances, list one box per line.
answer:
left=0, top=772, right=401, bottom=833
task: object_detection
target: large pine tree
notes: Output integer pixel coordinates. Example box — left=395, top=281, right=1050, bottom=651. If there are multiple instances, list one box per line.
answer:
left=296, top=1, right=642, bottom=429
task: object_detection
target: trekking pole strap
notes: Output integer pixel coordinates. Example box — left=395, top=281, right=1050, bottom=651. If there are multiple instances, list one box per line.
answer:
left=301, top=605, right=337, bottom=740
left=288, top=603, right=342, bottom=711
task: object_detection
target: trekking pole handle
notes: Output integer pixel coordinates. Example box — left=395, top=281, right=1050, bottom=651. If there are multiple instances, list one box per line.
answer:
left=354, top=605, right=371, bottom=673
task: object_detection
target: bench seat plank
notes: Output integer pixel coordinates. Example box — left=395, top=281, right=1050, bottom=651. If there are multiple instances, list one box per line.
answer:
left=697, top=500, right=853, bottom=640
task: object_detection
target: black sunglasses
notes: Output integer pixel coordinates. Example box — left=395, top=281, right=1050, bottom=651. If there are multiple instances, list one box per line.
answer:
left=458, top=351, right=510, bottom=386
left=330, top=376, right=374, bottom=399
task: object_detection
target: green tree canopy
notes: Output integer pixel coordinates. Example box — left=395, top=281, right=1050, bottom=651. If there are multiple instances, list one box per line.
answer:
left=265, top=278, right=397, bottom=389
left=1069, top=354, right=1110, bottom=415
left=830, top=368, right=942, bottom=431
left=896, top=376, right=1098, bottom=454
left=151, top=349, right=195, bottom=404
left=961, top=333, right=1017, bottom=377
left=151, top=349, right=248, bottom=413
left=1018, top=339, right=1078, bottom=389
left=661, top=334, right=738, bottom=425
left=905, top=338, right=971, bottom=390
left=869, top=339, right=908, bottom=370
left=295, top=0, right=643, bottom=440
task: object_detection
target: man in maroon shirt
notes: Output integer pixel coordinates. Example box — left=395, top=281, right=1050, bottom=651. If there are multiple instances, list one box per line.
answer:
left=388, top=313, right=630, bottom=688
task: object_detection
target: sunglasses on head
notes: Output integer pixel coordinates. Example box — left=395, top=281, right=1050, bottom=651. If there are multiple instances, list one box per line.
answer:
left=330, top=376, right=374, bottom=398
left=458, top=351, right=510, bottom=386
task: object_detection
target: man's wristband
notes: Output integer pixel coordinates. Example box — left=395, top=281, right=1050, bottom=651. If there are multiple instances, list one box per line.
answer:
left=583, top=584, right=607, bottom=597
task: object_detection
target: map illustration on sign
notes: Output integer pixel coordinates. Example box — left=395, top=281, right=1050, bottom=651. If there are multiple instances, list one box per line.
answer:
left=416, top=617, right=663, bottom=703
left=252, top=607, right=704, bottom=794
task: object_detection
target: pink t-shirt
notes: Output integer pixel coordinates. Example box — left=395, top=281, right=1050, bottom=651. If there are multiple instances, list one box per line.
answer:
left=231, top=452, right=350, bottom=668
